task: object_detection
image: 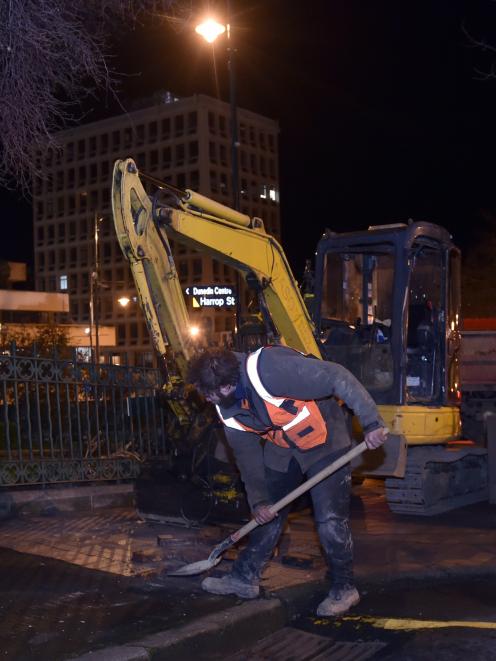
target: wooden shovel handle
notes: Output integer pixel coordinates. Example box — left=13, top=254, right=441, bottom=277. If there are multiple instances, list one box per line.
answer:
left=230, top=441, right=368, bottom=543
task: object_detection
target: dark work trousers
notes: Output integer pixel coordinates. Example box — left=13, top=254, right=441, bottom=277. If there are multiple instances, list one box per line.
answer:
left=231, top=449, right=353, bottom=588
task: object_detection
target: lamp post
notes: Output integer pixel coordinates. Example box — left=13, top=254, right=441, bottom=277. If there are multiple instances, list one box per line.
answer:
left=196, top=4, right=242, bottom=335
left=90, top=212, right=103, bottom=365
left=196, top=6, right=239, bottom=211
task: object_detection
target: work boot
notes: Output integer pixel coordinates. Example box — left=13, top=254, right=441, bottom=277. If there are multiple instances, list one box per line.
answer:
left=201, top=574, right=259, bottom=599
left=316, top=586, right=360, bottom=617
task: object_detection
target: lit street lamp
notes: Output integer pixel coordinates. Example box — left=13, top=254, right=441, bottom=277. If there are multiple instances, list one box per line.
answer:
left=196, top=4, right=240, bottom=211
left=196, top=4, right=242, bottom=336
left=195, top=18, right=225, bottom=44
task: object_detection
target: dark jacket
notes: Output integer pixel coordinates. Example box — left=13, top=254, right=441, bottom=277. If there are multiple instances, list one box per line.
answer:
left=218, top=346, right=384, bottom=509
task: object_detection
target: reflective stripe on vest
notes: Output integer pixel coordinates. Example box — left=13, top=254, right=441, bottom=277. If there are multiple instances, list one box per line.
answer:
left=218, top=347, right=327, bottom=450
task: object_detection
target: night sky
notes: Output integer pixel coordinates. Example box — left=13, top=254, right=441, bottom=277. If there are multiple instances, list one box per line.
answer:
left=4, top=0, right=496, bottom=277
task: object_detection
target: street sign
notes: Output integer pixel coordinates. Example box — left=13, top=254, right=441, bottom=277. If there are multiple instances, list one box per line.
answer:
left=184, top=284, right=237, bottom=308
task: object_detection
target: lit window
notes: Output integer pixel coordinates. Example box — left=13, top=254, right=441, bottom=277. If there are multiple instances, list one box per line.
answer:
left=269, top=186, right=279, bottom=202
left=259, top=184, right=268, bottom=199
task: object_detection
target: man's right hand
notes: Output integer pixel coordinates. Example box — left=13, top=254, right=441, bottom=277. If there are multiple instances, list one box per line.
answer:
left=253, top=504, right=277, bottom=525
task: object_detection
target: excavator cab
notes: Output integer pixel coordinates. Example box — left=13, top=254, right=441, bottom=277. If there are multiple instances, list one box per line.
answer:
left=313, top=222, right=462, bottom=410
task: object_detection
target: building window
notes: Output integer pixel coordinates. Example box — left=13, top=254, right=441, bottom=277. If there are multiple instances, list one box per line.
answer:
left=162, top=146, right=171, bottom=166
left=148, top=121, right=158, bottom=141
left=249, top=127, right=256, bottom=146
left=78, top=139, right=85, bottom=159
left=220, top=173, right=228, bottom=196
left=268, top=133, right=275, bottom=152
left=89, top=163, right=97, bottom=183
left=188, top=141, right=198, bottom=162
left=161, top=118, right=170, bottom=139
left=177, top=172, right=186, bottom=189
left=175, top=143, right=185, bottom=165
left=101, top=160, right=110, bottom=181
left=89, top=136, right=97, bottom=156
left=58, top=223, right=66, bottom=241
left=129, top=322, right=138, bottom=345
left=209, top=141, right=217, bottom=163
left=189, top=170, right=199, bottom=190
left=117, top=324, right=126, bottom=346
left=59, top=274, right=68, bottom=290
left=57, top=198, right=64, bottom=217
left=188, top=111, right=197, bottom=133
left=174, top=115, right=184, bottom=136
left=220, top=144, right=227, bottom=166
left=37, top=226, right=44, bottom=244
left=78, top=165, right=86, bottom=186
left=269, top=186, right=279, bottom=202
left=100, top=134, right=108, bottom=154
left=219, top=115, right=227, bottom=136
left=208, top=112, right=216, bottom=133
left=239, top=124, right=246, bottom=143
left=178, top=260, right=188, bottom=279
left=66, top=142, right=74, bottom=162
left=192, top=259, right=202, bottom=281
left=150, top=149, right=159, bottom=169
left=210, top=170, right=218, bottom=192
left=112, top=130, right=120, bottom=151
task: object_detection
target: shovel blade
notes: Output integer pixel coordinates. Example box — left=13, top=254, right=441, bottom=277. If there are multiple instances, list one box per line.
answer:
left=167, top=555, right=222, bottom=577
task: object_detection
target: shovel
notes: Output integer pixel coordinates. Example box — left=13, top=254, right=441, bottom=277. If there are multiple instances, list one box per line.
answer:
left=168, top=440, right=369, bottom=577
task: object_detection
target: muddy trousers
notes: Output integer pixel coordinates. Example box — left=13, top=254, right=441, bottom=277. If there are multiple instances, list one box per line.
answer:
left=231, top=450, right=354, bottom=588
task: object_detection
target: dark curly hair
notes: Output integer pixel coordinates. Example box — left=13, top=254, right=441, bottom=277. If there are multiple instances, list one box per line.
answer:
left=187, top=348, right=240, bottom=394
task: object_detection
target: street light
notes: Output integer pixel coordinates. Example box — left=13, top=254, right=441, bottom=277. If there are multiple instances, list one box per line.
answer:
left=196, top=4, right=242, bottom=337
left=195, top=4, right=239, bottom=211
left=195, top=18, right=225, bottom=43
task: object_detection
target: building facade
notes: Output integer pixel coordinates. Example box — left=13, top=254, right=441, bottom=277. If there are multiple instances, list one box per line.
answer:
left=33, top=93, right=280, bottom=365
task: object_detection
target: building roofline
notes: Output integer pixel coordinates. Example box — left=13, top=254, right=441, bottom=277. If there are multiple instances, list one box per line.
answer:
left=55, top=93, right=278, bottom=141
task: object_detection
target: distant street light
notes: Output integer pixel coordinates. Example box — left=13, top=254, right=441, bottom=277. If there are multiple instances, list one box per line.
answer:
left=117, top=295, right=137, bottom=308
left=118, top=296, right=131, bottom=308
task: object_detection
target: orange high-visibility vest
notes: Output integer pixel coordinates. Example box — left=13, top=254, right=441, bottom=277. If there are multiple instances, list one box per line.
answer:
left=216, top=347, right=328, bottom=450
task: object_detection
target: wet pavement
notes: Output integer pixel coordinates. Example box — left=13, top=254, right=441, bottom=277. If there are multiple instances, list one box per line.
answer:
left=0, top=546, right=232, bottom=661
left=236, top=575, right=496, bottom=661
left=0, top=480, right=495, bottom=659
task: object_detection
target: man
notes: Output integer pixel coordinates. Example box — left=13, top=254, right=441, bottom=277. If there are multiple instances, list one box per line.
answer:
left=187, top=345, right=387, bottom=617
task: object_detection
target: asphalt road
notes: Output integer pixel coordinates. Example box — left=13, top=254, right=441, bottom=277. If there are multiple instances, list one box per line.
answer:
left=2, top=544, right=496, bottom=660
left=0, top=547, right=229, bottom=661
left=223, top=576, right=496, bottom=660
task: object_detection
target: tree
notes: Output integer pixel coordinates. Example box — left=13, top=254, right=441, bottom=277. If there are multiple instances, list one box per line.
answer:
left=0, top=0, right=186, bottom=190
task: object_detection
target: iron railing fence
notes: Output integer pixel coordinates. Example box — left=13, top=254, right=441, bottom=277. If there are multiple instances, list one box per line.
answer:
left=0, top=344, right=167, bottom=486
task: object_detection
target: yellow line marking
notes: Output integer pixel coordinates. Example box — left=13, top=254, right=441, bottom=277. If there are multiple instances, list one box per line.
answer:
left=341, top=616, right=496, bottom=631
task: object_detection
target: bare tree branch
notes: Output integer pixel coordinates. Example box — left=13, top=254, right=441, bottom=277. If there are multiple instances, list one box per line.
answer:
left=0, top=0, right=187, bottom=191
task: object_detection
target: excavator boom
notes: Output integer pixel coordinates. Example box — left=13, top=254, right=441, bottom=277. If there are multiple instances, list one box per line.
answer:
left=111, top=158, right=321, bottom=379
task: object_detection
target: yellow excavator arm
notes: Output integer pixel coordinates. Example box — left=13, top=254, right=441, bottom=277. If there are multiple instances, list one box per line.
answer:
left=111, top=158, right=321, bottom=378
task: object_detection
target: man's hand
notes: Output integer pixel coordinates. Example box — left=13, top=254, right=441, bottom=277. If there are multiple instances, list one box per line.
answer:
left=364, top=426, right=388, bottom=450
left=253, top=504, right=277, bottom=525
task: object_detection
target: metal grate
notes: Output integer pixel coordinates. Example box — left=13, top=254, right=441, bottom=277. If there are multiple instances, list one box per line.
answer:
left=227, top=627, right=387, bottom=661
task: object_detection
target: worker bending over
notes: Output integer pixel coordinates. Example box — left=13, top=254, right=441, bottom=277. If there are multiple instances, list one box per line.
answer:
left=187, top=345, right=387, bottom=617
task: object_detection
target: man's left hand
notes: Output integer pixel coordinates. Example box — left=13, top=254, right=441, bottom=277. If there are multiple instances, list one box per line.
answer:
left=364, top=427, right=388, bottom=450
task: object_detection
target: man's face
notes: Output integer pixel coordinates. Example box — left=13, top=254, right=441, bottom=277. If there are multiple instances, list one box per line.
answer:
left=203, top=384, right=237, bottom=407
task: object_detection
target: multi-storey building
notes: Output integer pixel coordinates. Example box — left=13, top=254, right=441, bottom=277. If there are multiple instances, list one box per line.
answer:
left=33, top=93, right=280, bottom=365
